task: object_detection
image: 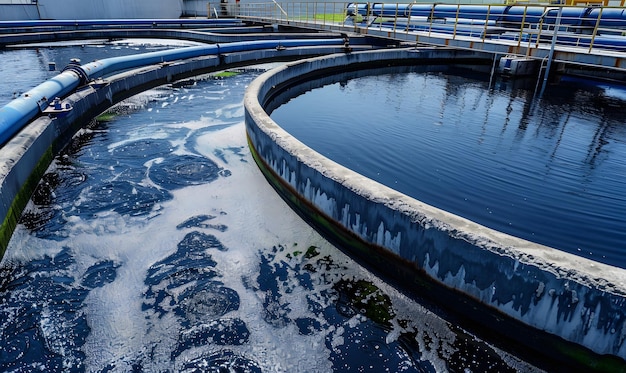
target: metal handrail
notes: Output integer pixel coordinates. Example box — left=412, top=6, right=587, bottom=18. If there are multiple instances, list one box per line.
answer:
left=237, top=2, right=626, bottom=54
left=273, top=0, right=288, bottom=18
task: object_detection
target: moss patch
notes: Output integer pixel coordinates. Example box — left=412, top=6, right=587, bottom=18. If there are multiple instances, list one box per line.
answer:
left=313, top=13, right=348, bottom=22
left=95, top=112, right=117, bottom=122
left=334, top=278, right=395, bottom=325
left=0, top=146, right=55, bottom=258
left=214, top=71, right=239, bottom=78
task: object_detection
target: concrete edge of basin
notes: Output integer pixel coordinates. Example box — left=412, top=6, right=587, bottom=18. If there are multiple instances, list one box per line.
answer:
left=244, top=47, right=626, bottom=370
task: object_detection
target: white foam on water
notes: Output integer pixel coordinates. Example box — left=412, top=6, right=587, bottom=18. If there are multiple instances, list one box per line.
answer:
left=2, top=229, right=61, bottom=264
left=79, top=230, right=186, bottom=370
left=0, top=67, right=546, bottom=373
left=214, top=102, right=245, bottom=119
left=64, top=115, right=341, bottom=370
left=109, top=38, right=206, bottom=48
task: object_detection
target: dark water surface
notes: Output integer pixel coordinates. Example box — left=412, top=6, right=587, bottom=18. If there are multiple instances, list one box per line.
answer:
left=0, top=43, right=544, bottom=372
left=271, top=69, right=626, bottom=269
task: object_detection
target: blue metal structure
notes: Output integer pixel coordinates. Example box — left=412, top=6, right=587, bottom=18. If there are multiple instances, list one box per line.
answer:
left=347, top=3, right=626, bottom=49
left=349, top=3, right=626, bottom=27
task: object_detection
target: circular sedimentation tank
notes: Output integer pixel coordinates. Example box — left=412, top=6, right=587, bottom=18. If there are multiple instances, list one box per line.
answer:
left=244, top=48, right=626, bottom=370
left=270, top=63, right=626, bottom=269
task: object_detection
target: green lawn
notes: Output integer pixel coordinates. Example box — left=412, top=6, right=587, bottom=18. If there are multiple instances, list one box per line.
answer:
left=313, top=13, right=346, bottom=22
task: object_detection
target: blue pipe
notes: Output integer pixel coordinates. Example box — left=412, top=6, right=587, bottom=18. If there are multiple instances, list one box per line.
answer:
left=588, top=8, right=626, bottom=28
left=76, top=39, right=343, bottom=81
left=0, top=72, right=82, bottom=146
left=0, top=38, right=344, bottom=146
left=350, top=3, right=626, bottom=29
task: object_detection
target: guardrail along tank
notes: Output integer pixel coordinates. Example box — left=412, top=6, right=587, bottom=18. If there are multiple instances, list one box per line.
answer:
left=347, top=3, right=626, bottom=33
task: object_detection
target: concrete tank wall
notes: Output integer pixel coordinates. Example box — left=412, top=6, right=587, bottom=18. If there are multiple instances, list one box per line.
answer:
left=244, top=48, right=626, bottom=367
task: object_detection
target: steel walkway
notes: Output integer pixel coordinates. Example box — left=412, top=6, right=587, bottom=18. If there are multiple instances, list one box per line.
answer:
left=236, top=2, right=626, bottom=76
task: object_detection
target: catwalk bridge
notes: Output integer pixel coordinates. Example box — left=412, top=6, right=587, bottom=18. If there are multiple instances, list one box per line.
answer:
left=2, top=2, right=626, bottom=78
left=236, top=2, right=626, bottom=79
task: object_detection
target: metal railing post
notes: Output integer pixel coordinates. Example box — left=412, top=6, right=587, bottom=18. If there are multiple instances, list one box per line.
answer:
left=453, top=4, right=460, bottom=39
left=517, top=5, right=529, bottom=48
left=534, top=8, right=547, bottom=49
left=529, top=6, right=549, bottom=56
left=428, top=4, right=435, bottom=37
left=393, top=3, right=399, bottom=38
left=272, top=0, right=288, bottom=20
left=588, top=6, right=604, bottom=53
left=406, top=3, right=412, bottom=34
left=353, top=2, right=359, bottom=33
left=365, top=2, right=371, bottom=33
left=540, top=5, right=563, bottom=97
left=482, top=5, right=492, bottom=42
